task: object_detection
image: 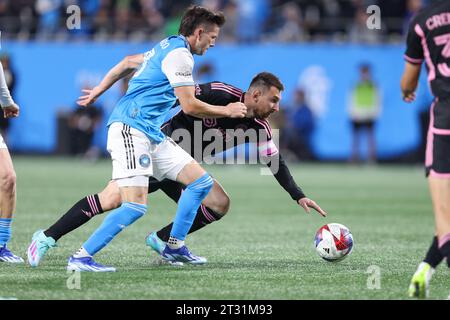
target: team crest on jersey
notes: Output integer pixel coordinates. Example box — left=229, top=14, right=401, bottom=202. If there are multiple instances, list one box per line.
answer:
left=203, top=118, right=217, bottom=128
left=139, top=154, right=151, bottom=168
left=195, top=84, right=202, bottom=96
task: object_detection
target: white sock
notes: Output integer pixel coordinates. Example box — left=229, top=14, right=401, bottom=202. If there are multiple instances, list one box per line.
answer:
left=167, top=236, right=184, bottom=249
left=73, top=247, right=91, bottom=258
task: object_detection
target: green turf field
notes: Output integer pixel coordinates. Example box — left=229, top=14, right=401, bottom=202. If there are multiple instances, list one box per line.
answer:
left=0, top=157, right=448, bottom=300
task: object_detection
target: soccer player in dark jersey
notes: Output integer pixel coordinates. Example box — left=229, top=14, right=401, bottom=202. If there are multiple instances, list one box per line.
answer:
left=27, top=72, right=326, bottom=267
left=402, top=0, right=450, bottom=299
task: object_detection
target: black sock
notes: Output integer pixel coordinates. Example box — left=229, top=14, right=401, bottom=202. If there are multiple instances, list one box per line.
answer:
left=424, top=236, right=444, bottom=268
left=44, top=194, right=103, bottom=241
left=156, top=205, right=223, bottom=242
left=439, top=238, right=450, bottom=268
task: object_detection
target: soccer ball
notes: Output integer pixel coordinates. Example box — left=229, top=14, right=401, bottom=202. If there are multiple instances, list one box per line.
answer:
left=314, top=223, right=353, bottom=262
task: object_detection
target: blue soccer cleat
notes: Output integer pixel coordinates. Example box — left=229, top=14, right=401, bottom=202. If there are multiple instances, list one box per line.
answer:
left=145, top=232, right=166, bottom=255
left=161, top=245, right=207, bottom=265
left=0, top=245, right=24, bottom=263
left=27, top=230, right=57, bottom=267
left=67, top=256, right=116, bottom=272
left=145, top=232, right=183, bottom=266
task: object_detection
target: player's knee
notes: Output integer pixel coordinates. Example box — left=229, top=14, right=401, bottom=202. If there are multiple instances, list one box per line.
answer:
left=213, top=193, right=230, bottom=216
left=98, top=188, right=122, bottom=212
left=0, top=169, right=16, bottom=193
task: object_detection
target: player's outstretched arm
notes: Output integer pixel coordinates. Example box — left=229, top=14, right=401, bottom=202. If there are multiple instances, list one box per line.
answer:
left=175, top=86, right=247, bottom=118
left=263, top=153, right=326, bottom=217
left=401, top=62, right=421, bottom=103
left=77, top=53, right=144, bottom=107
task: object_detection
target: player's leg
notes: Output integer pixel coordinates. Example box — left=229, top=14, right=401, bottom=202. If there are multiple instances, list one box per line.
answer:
left=350, top=122, right=360, bottom=163
left=67, top=123, right=150, bottom=272
left=27, top=181, right=122, bottom=267
left=0, top=142, right=23, bottom=263
left=151, top=137, right=213, bottom=264
left=409, top=129, right=450, bottom=298
left=410, top=177, right=450, bottom=298
left=149, top=179, right=229, bottom=252
left=429, top=177, right=450, bottom=266
left=367, top=122, right=377, bottom=163
left=160, top=160, right=213, bottom=264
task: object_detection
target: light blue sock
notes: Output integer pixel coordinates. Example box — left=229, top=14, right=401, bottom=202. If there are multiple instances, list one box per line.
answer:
left=170, top=173, right=214, bottom=241
left=82, top=202, right=147, bottom=256
left=0, top=218, right=12, bottom=246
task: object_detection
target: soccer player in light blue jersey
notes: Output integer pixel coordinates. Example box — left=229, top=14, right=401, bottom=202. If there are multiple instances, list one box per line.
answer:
left=31, top=6, right=247, bottom=272
left=0, top=61, right=22, bottom=263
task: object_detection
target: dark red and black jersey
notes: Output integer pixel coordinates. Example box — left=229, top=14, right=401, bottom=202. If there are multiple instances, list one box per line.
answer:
left=161, top=81, right=305, bottom=201
left=404, top=0, right=450, bottom=99
left=162, top=82, right=277, bottom=158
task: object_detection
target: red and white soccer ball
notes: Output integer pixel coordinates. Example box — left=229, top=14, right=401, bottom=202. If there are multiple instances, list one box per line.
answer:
left=314, top=223, right=354, bottom=262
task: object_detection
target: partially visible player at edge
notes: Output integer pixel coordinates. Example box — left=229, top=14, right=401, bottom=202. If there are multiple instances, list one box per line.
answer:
left=29, top=5, right=248, bottom=272
left=27, top=72, right=327, bottom=267
left=401, top=0, right=450, bottom=299
left=0, top=60, right=22, bottom=263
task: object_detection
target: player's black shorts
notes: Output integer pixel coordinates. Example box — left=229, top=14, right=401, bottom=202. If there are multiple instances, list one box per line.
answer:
left=425, top=98, right=450, bottom=177
left=351, top=120, right=374, bottom=131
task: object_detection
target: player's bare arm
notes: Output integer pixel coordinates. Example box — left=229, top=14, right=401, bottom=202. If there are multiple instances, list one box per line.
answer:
left=174, top=85, right=247, bottom=118
left=401, top=62, right=421, bottom=103
left=2, top=103, right=20, bottom=118
left=77, top=53, right=144, bottom=107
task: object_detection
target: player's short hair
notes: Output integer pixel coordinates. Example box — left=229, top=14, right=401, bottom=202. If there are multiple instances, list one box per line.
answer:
left=179, top=5, right=226, bottom=37
left=249, top=72, right=284, bottom=92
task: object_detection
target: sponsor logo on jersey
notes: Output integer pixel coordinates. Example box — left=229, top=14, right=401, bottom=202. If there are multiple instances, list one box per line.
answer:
left=175, top=71, right=192, bottom=77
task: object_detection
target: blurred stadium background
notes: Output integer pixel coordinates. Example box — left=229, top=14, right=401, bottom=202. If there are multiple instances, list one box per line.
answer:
left=1, top=0, right=449, bottom=301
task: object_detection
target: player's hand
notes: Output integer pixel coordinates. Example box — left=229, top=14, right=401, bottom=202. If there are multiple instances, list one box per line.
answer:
left=402, top=91, right=416, bottom=103
left=227, top=102, right=247, bottom=118
left=2, top=103, right=20, bottom=118
left=298, top=197, right=327, bottom=217
left=77, top=86, right=101, bottom=107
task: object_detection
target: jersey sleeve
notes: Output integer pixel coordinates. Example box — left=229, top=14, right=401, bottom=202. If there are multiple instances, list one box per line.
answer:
left=254, top=119, right=279, bottom=157
left=404, top=16, right=424, bottom=65
left=0, top=62, right=14, bottom=107
left=267, top=154, right=306, bottom=201
left=196, top=82, right=242, bottom=105
left=161, top=48, right=195, bottom=88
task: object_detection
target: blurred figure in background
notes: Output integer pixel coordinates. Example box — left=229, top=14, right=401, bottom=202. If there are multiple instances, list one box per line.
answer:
left=348, top=6, right=383, bottom=43
left=67, top=102, right=103, bottom=159
left=403, top=0, right=423, bottom=35
left=284, top=88, right=315, bottom=161
left=195, top=62, right=216, bottom=83
left=269, top=1, right=305, bottom=43
left=219, top=0, right=238, bottom=43
left=35, top=0, right=63, bottom=38
left=0, top=54, right=16, bottom=144
left=237, top=0, right=270, bottom=43
left=348, top=63, right=381, bottom=164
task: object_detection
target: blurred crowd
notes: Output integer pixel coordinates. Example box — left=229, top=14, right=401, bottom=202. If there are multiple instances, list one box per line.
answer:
left=0, top=0, right=427, bottom=42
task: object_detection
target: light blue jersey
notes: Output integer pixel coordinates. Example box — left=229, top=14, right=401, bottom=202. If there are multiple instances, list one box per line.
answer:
left=107, top=35, right=195, bottom=143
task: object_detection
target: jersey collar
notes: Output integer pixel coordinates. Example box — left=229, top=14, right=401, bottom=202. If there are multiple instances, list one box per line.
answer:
left=240, top=92, right=246, bottom=103
left=179, top=35, right=191, bottom=52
